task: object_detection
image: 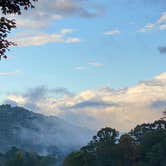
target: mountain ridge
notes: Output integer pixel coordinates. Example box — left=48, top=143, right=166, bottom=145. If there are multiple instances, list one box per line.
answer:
left=0, top=104, right=93, bottom=157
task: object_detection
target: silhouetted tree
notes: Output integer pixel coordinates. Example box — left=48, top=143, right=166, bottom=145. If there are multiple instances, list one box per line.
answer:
left=161, top=108, right=166, bottom=120
left=0, top=0, right=37, bottom=59
left=64, top=121, right=166, bottom=166
left=64, top=127, right=119, bottom=166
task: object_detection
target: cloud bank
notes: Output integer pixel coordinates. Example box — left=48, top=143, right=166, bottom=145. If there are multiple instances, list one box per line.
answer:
left=9, top=0, right=104, bottom=30
left=5, top=72, right=166, bottom=132
left=6, top=0, right=104, bottom=47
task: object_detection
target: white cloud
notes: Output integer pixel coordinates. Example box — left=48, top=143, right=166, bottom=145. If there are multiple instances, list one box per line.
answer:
left=88, top=62, right=104, bottom=67
left=9, top=0, right=104, bottom=30
left=139, top=23, right=155, bottom=32
left=3, top=0, right=104, bottom=49
left=159, top=24, right=166, bottom=30
left=60, top=28, right=75, bottom=34
left=104, top=29, right=120, bottom=36
left=5, top=72, right=166, bottom=132
left=139, top=11, right=166, bottom=32
left=0, top=70, right=22, bottom=76
left=10, top=29, right=81, bottom=47
left=15, top=19, right=48, bottom=29
left=65, top=37, right=81, bottom=43
left=158, top=12, right=166, bottom=23
left=74, top=62, right=104, bottom=71
left=5, top=1, right=104, bottom=48
left=74, top=66, right=87, bottom=71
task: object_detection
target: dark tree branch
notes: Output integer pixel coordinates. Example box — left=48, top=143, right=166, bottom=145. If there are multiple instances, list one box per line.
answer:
left=0, top=17, right=16, bottom=59
left=0, top=0, right=37, bottom=15
left=0, top=0, right=37, bottom=59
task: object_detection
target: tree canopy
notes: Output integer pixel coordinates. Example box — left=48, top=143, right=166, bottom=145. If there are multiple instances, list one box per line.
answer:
left=0, top=0, right=37, bottom=59
left=63, top=120, right=166, bottom=166
left=0, top=147, right=56, bottom=166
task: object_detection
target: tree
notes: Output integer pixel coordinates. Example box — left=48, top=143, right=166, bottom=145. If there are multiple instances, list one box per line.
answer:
left=63, top=127, right=119, bottom=166
left=129, top=120, right=166, bottom=143
left=63, top=151, right=95, bottom=166
left=63, top=121, right=166, bottom=166
left=4, top=147, right=56, bottom=166
left=90, top=127, right=119, bottom=145
left=0, top=0, right=37, bottom=59
left=117, top=134, right=141, bottom=166
left=161, top=108, right=166, bottom=120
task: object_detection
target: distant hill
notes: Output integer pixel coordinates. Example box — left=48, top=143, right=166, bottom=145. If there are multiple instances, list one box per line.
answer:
left=0, top=105, right=93, bottom=157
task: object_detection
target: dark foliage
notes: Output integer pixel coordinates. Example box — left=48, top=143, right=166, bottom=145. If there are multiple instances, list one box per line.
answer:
left=0, top=147, right=56, bottom=166
left=64, top=120, right=166, bottom=166
left=0, top=0, right=37, bottom=59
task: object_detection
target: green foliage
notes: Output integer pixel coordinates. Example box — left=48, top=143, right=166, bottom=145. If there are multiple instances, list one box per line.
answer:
left=63, top=151, right=95, bottom=166
left=64, top=120, right=166, bottom=166
left=0, top=147, right=56, bottom=166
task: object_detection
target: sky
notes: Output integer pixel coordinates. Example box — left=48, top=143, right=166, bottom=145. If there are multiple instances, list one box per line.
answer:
left=1, top=0, right=166, bottom=131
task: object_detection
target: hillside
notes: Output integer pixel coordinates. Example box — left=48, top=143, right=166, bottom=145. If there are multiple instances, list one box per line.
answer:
left=0, top=105, right=93, bottom=156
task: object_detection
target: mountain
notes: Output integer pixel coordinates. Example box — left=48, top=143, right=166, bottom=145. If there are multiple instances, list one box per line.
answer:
left=0, top=105, right=93, bottom=157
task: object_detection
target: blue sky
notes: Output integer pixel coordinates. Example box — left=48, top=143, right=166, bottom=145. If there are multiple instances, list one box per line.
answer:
left=2, top=0, right=166, bottom=131
left=1, top=0, right=166, bottom=94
